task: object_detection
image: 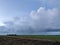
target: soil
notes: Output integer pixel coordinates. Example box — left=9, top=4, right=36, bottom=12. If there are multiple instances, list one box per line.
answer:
left=0, top=36, right=60, bottom=45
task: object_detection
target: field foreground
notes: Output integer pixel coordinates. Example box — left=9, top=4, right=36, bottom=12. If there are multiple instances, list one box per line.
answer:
left=0, top=35, right=60, bottom=45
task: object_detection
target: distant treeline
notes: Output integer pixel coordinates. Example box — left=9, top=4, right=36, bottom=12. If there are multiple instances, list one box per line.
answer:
left=7, top=34, right=17, bottom=36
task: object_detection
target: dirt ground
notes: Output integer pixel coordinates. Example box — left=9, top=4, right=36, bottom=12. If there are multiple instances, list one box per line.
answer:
left=0, top=36, right=60, bottom=45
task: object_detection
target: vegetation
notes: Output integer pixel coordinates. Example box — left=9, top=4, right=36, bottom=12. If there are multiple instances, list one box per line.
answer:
left=12, top=35, right=60, bottom=40
left=7, top=34, right=17, bottom=36
left=0, top=35, right=60, bottom=45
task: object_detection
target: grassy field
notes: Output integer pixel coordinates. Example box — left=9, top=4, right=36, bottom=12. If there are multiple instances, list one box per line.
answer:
left=4, top=35, right=60, bottom=41
left=0, top=35, right=60, bottom=45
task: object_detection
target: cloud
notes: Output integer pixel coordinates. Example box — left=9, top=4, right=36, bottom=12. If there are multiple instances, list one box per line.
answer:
left=30, top=7, right=59, bottom=29
left=0, top=7, right=59, bottom=35
left=46, top=32, right=60, bottom=35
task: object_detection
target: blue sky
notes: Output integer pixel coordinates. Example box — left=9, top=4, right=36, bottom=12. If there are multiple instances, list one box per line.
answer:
left=0, top=0, right=60, bottom=35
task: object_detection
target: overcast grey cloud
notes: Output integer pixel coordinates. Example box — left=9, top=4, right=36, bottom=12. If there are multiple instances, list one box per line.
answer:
left=0, top=7, right=59, bottom=35
left=0, top=0, right=60, bottom=35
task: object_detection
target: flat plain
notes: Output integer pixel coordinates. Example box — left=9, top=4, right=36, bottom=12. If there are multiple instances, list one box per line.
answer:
left=0, top=35, right=60, bottom=45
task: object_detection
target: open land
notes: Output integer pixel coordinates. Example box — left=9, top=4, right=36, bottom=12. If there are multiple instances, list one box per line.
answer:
left=0, top=35, right=60, bottom=45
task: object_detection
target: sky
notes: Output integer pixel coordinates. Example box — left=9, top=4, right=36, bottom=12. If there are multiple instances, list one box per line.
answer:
left=0, top=0, right=60, bottom=35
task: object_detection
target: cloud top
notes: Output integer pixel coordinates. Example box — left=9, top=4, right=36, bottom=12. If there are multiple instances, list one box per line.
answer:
left=0, top=7, right=59, bottom=35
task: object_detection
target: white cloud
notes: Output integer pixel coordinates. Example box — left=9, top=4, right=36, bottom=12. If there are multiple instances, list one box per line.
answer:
left=0, top=22, right=5, bottom=26
left=0, top=7, right=59, bottom=35
left=30, top=7, right=59, bottom=29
